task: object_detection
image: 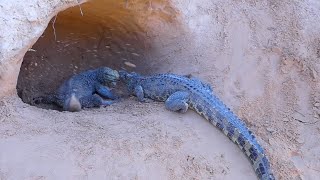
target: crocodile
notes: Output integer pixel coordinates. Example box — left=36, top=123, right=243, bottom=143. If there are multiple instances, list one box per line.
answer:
left=119, top=70, right=275, bottom=180
left=33, top=67, right=120, bottom=112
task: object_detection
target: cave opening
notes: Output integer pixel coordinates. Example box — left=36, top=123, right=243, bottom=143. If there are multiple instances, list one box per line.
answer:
left=16, top=0, right=179, bottom=110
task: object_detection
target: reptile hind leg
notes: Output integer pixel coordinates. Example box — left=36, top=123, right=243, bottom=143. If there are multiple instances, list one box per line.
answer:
left=165, top=91, right=190, bottom=113
left=134, top=85, right=145, bottom=102
left=79, top=95, right=114, bottom=108
left=133, top=85, right=153, bottom=103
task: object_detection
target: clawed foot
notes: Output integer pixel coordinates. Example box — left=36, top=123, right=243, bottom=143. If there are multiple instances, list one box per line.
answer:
left=101, top=98, right=123, bottom=107
left=101, top=100, right=114, bottom=107
left=110, top=94, right=121, bottom=100
left=31, top=97, right=43, bottom=105
left=139, top=98, right=153, bottom=103
left=177, top=107, right=188, bottom=113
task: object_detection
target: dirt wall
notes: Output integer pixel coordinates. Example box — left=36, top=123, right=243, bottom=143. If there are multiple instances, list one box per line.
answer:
left=1, top=0, right=320, bottom=179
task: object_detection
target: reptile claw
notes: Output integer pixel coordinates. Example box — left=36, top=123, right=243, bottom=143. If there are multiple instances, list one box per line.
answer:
left=31, top=97, right=42, bottom=105
left=140, top=99, right=153, bottom=103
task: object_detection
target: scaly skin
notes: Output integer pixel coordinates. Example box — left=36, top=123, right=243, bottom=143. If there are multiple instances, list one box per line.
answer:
left=33, top=67, right=120, bottom=112
left=120, top=71, right=275, bottom=180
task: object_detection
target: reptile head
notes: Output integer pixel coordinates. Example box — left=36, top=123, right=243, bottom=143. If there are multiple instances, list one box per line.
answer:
left=119, top=70, right=140, bottom=82
left=97, top=67, right=120, bottom=86
left=119, top=70, right=141, bottom=90
left=119, top=70, right=130, bottom=82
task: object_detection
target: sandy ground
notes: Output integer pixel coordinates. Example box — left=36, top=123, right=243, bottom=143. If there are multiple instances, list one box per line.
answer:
left=1, top=0, right=320, bottom=179
left=0, top=97, right=257, bottom=180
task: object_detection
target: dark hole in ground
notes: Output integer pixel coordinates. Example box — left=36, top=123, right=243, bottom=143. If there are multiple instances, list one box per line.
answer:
left=16, top=0, right=179, bottom=110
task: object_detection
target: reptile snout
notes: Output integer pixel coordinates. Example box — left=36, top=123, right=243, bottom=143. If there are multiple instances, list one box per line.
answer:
left=119, top=70, right=129, bottom=81
left=111, top=70, right=120, bottom=80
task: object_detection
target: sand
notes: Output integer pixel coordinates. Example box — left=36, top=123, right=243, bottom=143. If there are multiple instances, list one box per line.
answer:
left=1, top=0, right=320, bottom=179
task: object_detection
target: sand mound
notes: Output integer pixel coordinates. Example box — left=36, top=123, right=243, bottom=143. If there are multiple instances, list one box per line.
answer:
left=1, top=0, right=320, bottom=179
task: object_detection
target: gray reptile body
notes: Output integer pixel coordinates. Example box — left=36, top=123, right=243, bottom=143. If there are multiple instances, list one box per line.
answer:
left=34, top=67, right=119, bottom=112
left=120, top=71, right=275, bottom=180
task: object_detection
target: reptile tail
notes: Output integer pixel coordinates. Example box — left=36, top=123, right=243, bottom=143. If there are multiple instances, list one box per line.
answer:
left=64, top=93, right=81, bottom=112
left=193, top=97, right=275, bottom=180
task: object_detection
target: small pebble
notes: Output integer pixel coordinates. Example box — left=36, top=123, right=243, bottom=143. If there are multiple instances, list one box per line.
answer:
left=292, top=112, right=306, bottom=122
left=28, top=48, right=36, bottom=52
left=124, top=62, right=137, bottom=68
left=283, top=117, right=290, bottom=122
left=271, top=47, right=281, bottom=54
left=131, top=52, right=140, bottom=56
left=266, top=127, right=275, bottom=133
left=297, top=137, right=305, bottom=144
left=311, top=69, right=318, bottom=80
left=314, top=102, right=320, bottom=107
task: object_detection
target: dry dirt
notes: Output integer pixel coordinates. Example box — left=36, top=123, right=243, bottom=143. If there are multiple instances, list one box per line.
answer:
left=1, top=0, right=320, bottom=179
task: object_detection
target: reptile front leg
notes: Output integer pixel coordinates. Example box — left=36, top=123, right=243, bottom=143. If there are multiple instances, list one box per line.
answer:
left=164, top=91, right=190, bottom=113
left=95, top=84, right=118, bottom=100
left=134, top=85, right=145, bottom=102
left=79, top=94, right=114, bottom=108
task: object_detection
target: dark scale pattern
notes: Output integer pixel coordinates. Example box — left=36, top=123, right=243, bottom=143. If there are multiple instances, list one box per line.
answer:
left=262, top=156, right=270, bottom=168
left=196, top=104, right=203, bottom=113
left=226, top=124, right=235, bottom=139
left=215, top=110, right=225, bottom=120
left=215, top=112, right=225, bottom=131
left=256, top=162, right=266, bottom=179
left=119, top=71, right=275, bottom=180
left=249, top=146, right=258, bottom=162
left=216, top=122, right=224, bottom=131
left=237, top=134, right=246, bottom=149
left=207, top=114, right=215, bottom=124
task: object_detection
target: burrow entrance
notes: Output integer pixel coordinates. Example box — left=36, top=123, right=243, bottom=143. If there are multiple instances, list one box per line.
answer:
left=17, top=0, right=179, bottom=110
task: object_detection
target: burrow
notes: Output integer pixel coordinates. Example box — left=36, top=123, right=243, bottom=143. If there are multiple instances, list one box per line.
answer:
left=16, top=0, right=181, bottom=110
